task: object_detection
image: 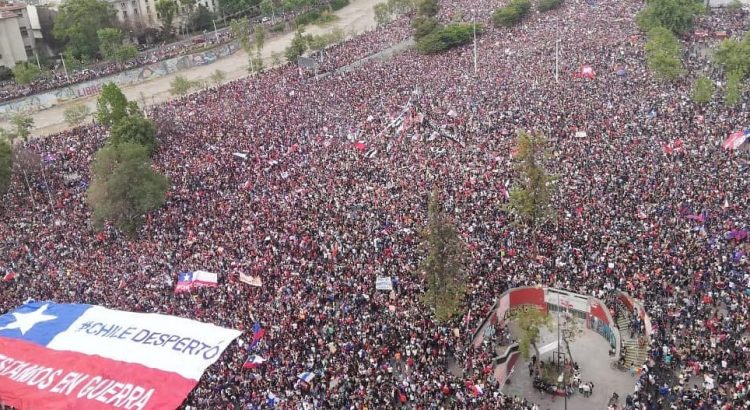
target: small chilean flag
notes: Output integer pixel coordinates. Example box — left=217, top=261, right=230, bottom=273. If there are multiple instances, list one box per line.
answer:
left=243, top=354, right=266, bottom=369
left=2, top=271, right=15, bottom=281
left=249, top=322, right=266, bottom=348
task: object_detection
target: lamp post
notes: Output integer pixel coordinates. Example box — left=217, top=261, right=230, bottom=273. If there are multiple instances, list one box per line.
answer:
left=472, top=9, right=477, bottom=77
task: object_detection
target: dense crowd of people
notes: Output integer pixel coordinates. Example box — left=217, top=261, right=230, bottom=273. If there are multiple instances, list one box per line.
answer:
left=1, top=0, right=750, bottom=409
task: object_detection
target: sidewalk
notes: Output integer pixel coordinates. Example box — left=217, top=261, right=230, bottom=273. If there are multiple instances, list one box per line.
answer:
left=503, top=318, right=635, bottom=410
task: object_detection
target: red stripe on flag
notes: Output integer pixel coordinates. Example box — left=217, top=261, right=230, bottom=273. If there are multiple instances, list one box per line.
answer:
left=0, top=337, right=196, bottom=410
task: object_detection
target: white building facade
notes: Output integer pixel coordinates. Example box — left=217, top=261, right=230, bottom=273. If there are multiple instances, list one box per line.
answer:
left=0, top=1, right=37, bottom=68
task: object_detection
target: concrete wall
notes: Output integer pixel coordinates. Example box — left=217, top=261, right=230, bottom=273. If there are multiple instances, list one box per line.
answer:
left=0, top=40, right=240, bottom=119
left=0, top=15, right=26, bottom=67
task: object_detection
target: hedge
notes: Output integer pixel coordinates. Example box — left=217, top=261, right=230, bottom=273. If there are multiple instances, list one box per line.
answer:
left=492, top=0, right=531, bottom=27
left=537, top=0, right=561, bottom=12
left=416, top=23, right=484, bottom=54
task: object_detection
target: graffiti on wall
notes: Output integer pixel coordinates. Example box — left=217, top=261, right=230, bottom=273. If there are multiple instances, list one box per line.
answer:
left=0, top=41, right=241, bottom=119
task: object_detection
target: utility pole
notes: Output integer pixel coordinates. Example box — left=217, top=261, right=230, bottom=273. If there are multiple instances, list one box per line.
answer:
left=60, top=54, right=70, bottom=82
left=34, top=52, right=41, bottom=69
left=554, top=17, right=560, bottom=83
left=213, top=19, right=220, bottom=43
left=472, top=10, right=477, bottom=77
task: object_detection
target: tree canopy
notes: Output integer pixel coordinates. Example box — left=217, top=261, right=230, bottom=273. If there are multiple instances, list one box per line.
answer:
left=692, top=75, right=714, bottom=104
left=169, top=75, right=196, bottom=96
left=713, top=33, right=750, bottom=77
left=507, top=131, right=556, bottom=228
left=492, top=0, right=531, bottom=28
left=109, top=115, right=158, bottom=156
left=12, top=62, right=42, bottom=85
left=96, top=83, right=141, bottom=127
left=420, top=190, right=466, bottom=322
left=155, top=0, right=179, bottom=35
left=52, top=0, right=117, bottom=59
left=513, top=307, right=553, bottom=359
left=87, top=142, right=168, bottom=236
left=98, top=28, right=138, bottom=65
left=63, top=104, right=91, bottom=127
left=286, top=30, right=309, bottom=62
left=636, top=0, right=704, bottom=35
left=0, top=139, right=12, bottom=196
left=645, top=26, right=683, bottom=81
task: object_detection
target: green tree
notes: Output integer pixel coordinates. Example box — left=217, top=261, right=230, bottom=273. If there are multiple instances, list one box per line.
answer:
left=412, top=16, right=439, bottom=40
left=53, top=0, right=117, bottom=59
left=97, top=28, right=138, bottom=65
left=0, top=65, right=13, bottom=82
left=538, top=0, right=561, bottom=12
left=155, top=0, right=179, bottom=35
left=169, top=75, right=195, bottom=96
left=109, top=115, right=158, bottom=155
left=87, top=142, right=168, bottom=236
left=417, top=0, right=439, bottom=17
left=218, top=0, right=257, bottom=15
left=191, top=5, right=215, bottom=31
left=63, top=104, right=91, bottom=127
left=645, top=26, right=683, bottom=81
left=10, top=114, right=33, bottom=142
left=96, top=83, right=140, bottom=127
left=255, top=25, right=266, bottom=52
left=0, top=115, right=36, bottom=202
left=286, top=29, right=309, bottom=62
left=12, top=62, right=42, bottom=85
left=507, top=131, right=556, bottom=228
left=260, top=0, right=275, bottom=17
left=374, top=3, right=391, bottom=26
left=0, top=138, right=12, bottom=196
left=513, top=307, right=553, bottom=359
left=713, top=37, right=750, bottom=77
left=492, top=0, right=531, bottom=27
left=635, top=0, right=704, bottom=35
left=250, top=52, right=264, bottom=72
left=210, top=69, right=226, bottom=86
left=692, top=75, right=715, bottom=104
left=725, top=69, right=743, bottom=106
left=416, top=22, right=483, bottom=55
left=420, top=190, right=466, bottom=322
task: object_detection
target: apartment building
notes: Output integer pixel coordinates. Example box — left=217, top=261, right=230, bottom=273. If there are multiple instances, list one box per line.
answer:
left=0, top=1, right=37, bottom=68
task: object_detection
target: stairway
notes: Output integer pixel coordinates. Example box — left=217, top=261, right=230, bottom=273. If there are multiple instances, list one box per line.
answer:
left=616, top=308, right=649, bottom=368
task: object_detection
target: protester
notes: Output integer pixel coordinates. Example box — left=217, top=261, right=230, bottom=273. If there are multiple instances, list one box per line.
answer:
left=1, top=0, right=749, bottom=409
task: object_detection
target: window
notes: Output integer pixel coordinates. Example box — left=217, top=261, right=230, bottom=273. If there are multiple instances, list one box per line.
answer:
left=19, top=27, right=27, bottom=37
left=25, top=46, right=33, bottom=57
left=123, top=10, right=128, bottom=18
left=134, top=8, right=138, bottom=14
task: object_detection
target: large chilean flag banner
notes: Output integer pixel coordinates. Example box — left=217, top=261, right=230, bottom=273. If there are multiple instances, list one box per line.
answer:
left=0, top=301, right=241, bottom=410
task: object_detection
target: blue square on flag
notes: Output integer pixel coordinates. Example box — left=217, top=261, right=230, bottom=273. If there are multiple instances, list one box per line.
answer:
left=178, top=271, right=194, bottom=284
left=0, top=301, right=92, bottom=346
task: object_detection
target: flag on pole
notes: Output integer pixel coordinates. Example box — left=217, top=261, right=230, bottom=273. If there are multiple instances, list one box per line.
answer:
left=242, top=354, right=266, bottom=369
left=249, top=322, right=265, bottom=349
left=297, top=372, right=315, bottom=383
left=267, top=392, right=280, bottom=407
left=174, top=270, right=218, bottom=293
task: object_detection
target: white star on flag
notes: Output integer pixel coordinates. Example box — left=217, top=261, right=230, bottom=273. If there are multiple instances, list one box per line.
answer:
left=0, top=303, right=57, bottom=334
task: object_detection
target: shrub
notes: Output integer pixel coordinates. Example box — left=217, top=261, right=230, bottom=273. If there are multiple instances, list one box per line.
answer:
left=0, top=66, right=13, bottom=82
left=295, top=9, right=321, bottom=27
left=692, top=75, right=714, bottom=104
left=537, top=0, right=561, bottom=12
left=492, top=0, right=531, bottom=27
left=416, top=22, right=483, bottom=54
left=330, top=0, right=350, bottom=10
left=270, top=22, right=285, bottom=32
left=412, top=16, right=439, bottom=40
